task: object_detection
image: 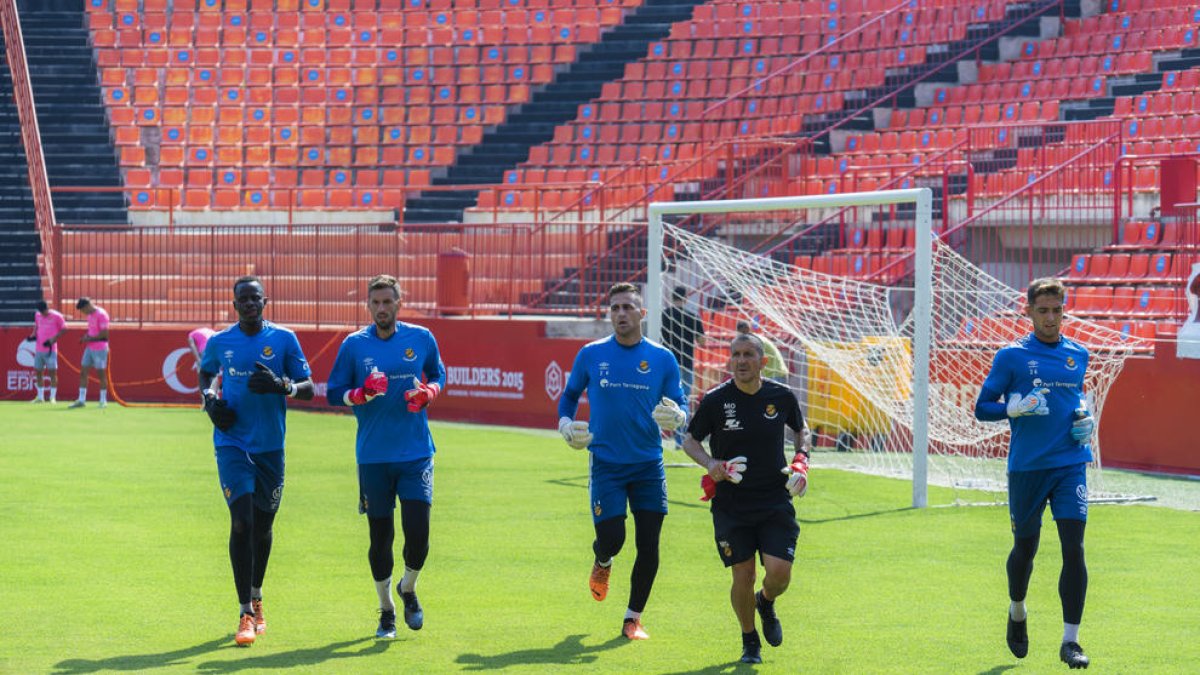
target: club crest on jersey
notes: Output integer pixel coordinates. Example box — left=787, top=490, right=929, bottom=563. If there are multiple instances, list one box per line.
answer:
left=260, top=346, right=275, bottom=360
left=637, top=360, right=650, bottom=374
left=1065, top=356, right=1078, bottom=370
left=223, top=486, right=232, bottom=499
left=593, top=502, right=603, bottom=517
left=403, top=347, right=417, bottom=362
left=763, top=404, right=778, bottom=419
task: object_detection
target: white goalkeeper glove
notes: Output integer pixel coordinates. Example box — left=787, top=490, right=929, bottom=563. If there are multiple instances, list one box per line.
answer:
left=652, top=396, right=686, bottom=431
left=723, top=456, right=748, bottom=484
left=781, top=452, right=809, bottom=498
left=1006, top=388, right=1050, bottom=417
left=558, top=416, right=592, bottom=450
left=1070, top=409, right=1094, bottom=443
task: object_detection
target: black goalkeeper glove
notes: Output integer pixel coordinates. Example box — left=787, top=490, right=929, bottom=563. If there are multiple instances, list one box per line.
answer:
left=248, top=361, right=292, bottom=395
left=203, top=392, right=237, bottom=432
left=42, top=340, right=53, bottom=348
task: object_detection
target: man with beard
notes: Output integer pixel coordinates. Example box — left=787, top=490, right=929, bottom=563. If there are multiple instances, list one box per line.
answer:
left=327, top=274, right=447, bottom=639
left=557, top=282, right=687, bottom=640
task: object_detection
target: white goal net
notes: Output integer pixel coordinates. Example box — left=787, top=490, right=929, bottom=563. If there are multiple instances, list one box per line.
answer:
left=647, top=190, right=1145, bottom=506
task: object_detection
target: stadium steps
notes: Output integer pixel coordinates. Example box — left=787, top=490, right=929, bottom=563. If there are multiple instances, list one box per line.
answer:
left=401, top=0, right=709, bottom=223
left=17, top=0, right=126, bottom=225
left=802, top=1, right=1055, bottom=143
left=0, top=31, right=43, bottom=323
left=524, top=226, right=648, bottom=308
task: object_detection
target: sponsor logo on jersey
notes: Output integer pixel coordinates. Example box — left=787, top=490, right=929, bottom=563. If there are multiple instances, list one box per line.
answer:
left=723, top=418, right=743, bottom=431
left=637, top=360, right=650, bottom=374
left=1027, top=359, right=1039, bottom=376
left=404, top=347, right=417, bottom=362
left=764, top=403, right=778, bottom=419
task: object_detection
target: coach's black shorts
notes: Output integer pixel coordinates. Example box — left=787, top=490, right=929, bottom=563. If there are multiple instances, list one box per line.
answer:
left=711, top=500, right=799, bottom=567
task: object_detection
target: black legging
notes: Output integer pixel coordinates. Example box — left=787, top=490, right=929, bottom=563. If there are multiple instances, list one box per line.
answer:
left=228, top=494, right=276, bottom=605
left=368, top=500, right=431, bottom=582
left=1007, top=519, right=1087, bottom=624
left=592, top=511, right=664, bottom=613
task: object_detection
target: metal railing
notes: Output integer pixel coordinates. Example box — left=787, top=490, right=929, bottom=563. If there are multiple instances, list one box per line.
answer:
left=0, top=0, right=56, bottom=301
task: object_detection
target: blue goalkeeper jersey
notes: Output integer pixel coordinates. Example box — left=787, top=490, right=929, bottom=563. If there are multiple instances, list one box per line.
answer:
left=975, top=334, right=1092, bottom=472
left=326, top=322, right=446, bottom=464
left=558, top=335, right=686, bottom=464
left=201, top=321, right=312, bottom=454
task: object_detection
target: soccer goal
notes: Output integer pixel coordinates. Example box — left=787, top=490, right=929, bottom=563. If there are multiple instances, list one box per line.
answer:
left=646, top=189, right=1142, bottom=507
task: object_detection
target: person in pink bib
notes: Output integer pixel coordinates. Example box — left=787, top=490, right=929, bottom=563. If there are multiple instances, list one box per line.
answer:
left=69, top=297, right=110, bottom=409
left=189, top=327, right=216, bottom=371
left=27, top=300, right=67, bottom=403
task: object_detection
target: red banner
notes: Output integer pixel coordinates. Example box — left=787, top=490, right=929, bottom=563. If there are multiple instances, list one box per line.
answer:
left=1, top=320, right=589, bottom=428
left=3, top=322, right=1197, bottom=476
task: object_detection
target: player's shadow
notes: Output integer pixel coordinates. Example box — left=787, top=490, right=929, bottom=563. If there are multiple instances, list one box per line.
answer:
left=52, top=637, right=228, bottom=673
left=193, top=637, right=389, bottom=673
left=977, top=666, right=1019, bottom=675
left=799, top=506, right=916, bottom=524
left=455, top=633, right=626, bottom=670
left=657, top=662, right=774, bottom=674
left=543, top=475, right=717, bottom=512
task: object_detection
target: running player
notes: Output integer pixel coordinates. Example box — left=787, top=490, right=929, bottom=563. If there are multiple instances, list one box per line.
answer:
left=682, top=332, right=808, bottom=664
left=557, top=282, right=687, bottom=640
left=974, top=277, right=1094, bottom=669
left=327, top=274, right=446, bottom=639
left=198, top=276, right=314, bottom=646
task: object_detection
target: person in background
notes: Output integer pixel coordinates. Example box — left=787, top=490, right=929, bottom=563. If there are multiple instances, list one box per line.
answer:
left=189, top=326, right=217, bottom=372
left=28, top=300, right=67, bottom=403
left=69, top=297, right=110, bottom=409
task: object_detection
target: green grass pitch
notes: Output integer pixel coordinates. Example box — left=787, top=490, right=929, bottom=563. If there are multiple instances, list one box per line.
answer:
left=1, top=402, right=1198, bottom=673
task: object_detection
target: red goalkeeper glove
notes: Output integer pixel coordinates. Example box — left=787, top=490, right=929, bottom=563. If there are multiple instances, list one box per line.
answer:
left=405, top=377, right=441, bottom=412
left=781, top=452, right=809, bottom=498
left=700, top=474, right=716, bottom=502
left=343, top=368, right=389, bottom=406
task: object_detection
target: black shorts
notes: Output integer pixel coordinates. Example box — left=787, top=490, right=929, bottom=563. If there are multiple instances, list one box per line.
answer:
left=711, top=501, right=799, bottom=567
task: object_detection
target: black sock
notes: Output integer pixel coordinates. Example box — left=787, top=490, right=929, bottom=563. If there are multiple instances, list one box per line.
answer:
left=756, top=590, right=775, bottom=613
left=743, top=629, right=761, bottom=646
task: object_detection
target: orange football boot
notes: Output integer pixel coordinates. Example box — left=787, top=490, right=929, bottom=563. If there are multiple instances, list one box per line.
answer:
left=589, top=562, right=611, bottom=601
left=235, top=613, right=256, bottom=645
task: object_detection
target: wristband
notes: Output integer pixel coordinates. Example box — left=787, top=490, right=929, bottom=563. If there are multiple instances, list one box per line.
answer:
left=286, top=381, right=298, bottom=398
left=202, top=388, right=216, bottom=400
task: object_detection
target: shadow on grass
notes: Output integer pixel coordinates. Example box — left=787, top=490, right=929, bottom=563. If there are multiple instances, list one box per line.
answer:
left=52, top=637, right=228, bottom=673
left=658, top=661, right=779, bottom=674
left=799, top=506, right=917, bottom=524
left=455, top=634, right=626, bottom=670
left=193, top=637, right=389, bottom=672
left=977, top=665, right=1019, bottom=675
left=545, top=476, right=714, bottom=512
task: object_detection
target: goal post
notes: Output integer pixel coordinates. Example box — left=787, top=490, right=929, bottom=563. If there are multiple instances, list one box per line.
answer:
left=648, top=189, right=934, bottom=507
left=646, top=189, right=1139, bottom=508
